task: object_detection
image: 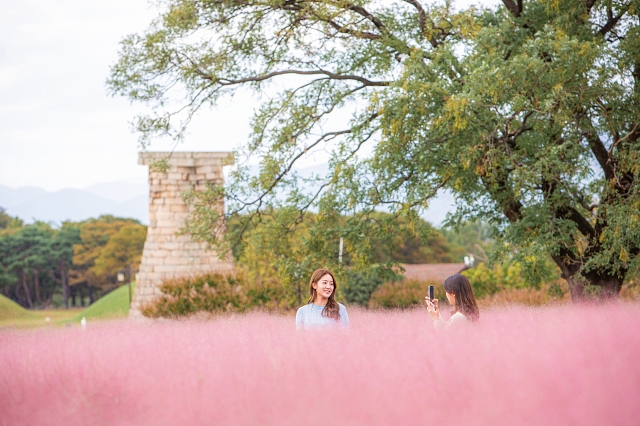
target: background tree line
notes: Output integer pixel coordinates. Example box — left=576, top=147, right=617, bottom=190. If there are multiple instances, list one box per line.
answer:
left=1, top=203, right=505, bottom=311
left=0, top=208, right=146, bottom=309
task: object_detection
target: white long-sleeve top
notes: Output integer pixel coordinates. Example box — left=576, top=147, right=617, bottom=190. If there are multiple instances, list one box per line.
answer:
left=433, top=311, right=468, bottom=331
left=295, top=303, right=350, bottom=330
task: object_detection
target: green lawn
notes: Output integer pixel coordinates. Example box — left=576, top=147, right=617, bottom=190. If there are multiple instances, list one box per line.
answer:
left=0, top=283, right=135, bottom=329
left=0, top=295, right=82, bottom=328
left=67, top=282, right=135, bottom=323
left=0, top=294, right=35, bottom=321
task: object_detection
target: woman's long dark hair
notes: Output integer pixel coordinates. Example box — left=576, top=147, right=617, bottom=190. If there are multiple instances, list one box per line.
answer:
left=308, top=268, right=340, bottom=320
left=444, top=274, right=479, bottom=322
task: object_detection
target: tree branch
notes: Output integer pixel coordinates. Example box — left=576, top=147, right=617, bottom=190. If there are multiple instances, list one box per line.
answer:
left=401, top=0, right=452, bottom=49
left=401, top=0, right=426, bottom=35
left=584, top=0, right=598, bottom=14
left=481, top=172, right=523, bottom=223
left=598, top=5, right=629, bottom=36
left=562, top=206, right=596, bottom=241
left=502, top=0, right=522, bottom=17
left=575, top=194, right=598, bottom=212
left=582, top=129, right=615, bottom=181
left=608, top=123, right=640, bottom=156
left=231, top=111, right=381, bottom=212
left=346, top=4, right=388, bottom=33
left=321, top=16, right=382, bottom=41
left=208, top=69, right=390, bottom=87
left=542, top=176, right=596, bottom=243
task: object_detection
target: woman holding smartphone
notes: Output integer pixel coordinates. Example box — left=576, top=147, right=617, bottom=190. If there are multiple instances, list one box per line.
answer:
left=296, top=268, right=350, bottom=330
left=425, top=274, right=479, bottom=330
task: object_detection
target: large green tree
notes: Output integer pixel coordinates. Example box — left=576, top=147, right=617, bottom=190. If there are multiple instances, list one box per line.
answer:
left=0, top=224, right=59, bottom=308
left=109, top=0, right=640, bottom=299
left=51, top=222, right=82, bottom=308
left=92, top=223, right=147, bottom=280
left=71, top=216, right=144, bottom=298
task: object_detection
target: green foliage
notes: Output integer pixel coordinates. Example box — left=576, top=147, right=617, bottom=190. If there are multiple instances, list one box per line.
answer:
left=149, top=158, right=171, bottom=174
left=462, top=262, right=523, bottom=298
left=0, top=215, right=145, bottom=309
left=213, top=210, right=450, bottom=304
left=109, top=0, right=640, bottom=299
left=0, top=208, right=23, bottom=230
left=342, top=267, right=401, bottom=306
left=0, top=223, right=63, bottom=308
left=92, top=224, right=147, bottom=277
left=441, top=221, right=494, bottom=262
left=369, top=262, right=562, bottom=308
left=462, top=260, right=560, bottom=298
left=547, top=282, right=566, bottom=300
left=72, top=215, right=145, bottom=292
left=142, top=274, right=244, bottom=318
left=141, top=273, right=291, bottom=318
left=377, top=217, right=460, bottom=264
left=243, top=279, right=294, bottom=311
left=582, top=284, right=604, bottom=301
left=369, top=279, right=447, bottom=309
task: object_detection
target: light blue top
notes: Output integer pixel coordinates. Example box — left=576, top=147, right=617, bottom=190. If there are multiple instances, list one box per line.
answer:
left=295, top=303, right=350, bottom=330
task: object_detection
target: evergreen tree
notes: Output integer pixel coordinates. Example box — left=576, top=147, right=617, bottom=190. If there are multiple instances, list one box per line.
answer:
left=51, top=222, right=82, bottom=308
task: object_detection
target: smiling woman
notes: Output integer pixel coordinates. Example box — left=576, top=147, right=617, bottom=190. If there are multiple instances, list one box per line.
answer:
left=295, top=268, right=349, bottom=330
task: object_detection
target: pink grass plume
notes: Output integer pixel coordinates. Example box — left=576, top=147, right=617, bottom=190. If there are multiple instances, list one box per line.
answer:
left=1, top=303, right=639, bottom=425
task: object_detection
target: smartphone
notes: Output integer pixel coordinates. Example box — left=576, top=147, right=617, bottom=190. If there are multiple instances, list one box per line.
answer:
left=428, top=285, right=434, bottom=302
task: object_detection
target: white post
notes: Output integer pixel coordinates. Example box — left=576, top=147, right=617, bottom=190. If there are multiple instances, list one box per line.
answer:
left=339, top=238, right=344, bottom=265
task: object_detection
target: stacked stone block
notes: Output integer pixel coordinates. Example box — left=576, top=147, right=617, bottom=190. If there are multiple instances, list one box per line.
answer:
left=129, top=152, right=234, bottom=318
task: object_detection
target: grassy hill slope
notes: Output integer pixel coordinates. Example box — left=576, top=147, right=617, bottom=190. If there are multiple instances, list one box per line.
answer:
left=0, top=284, right=135, bottom=328
left=68, top=283, right=135, bottom=323
left=0, top=294, right=34, bottom=321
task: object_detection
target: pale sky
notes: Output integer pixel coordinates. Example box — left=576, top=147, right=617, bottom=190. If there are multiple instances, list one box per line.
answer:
left=0, top=0, right=500, bottom=191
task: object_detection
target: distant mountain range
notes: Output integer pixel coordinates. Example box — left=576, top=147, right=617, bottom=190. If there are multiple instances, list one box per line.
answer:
left=0, top=178, right=149, bottom=225
left=0, top=165, right=456, bottom=226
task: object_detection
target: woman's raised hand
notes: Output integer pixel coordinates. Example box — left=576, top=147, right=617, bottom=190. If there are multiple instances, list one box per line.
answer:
left=425, top=297, right=439, bottom=320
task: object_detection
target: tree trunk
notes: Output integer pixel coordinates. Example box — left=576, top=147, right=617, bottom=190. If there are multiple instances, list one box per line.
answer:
left=553, top=255, right=624, bottom=301
left=71, top=286, right=76, bottom=307
left=34, top=268, right=41, bottom=307
left=15, top=282, right=22, bottom=305
left=584, top=270, right=624, bottom=298
left=61, top=262, right=70, bottom=309
left=21, top=270, right=34, bottom=309
left=88, top=285, right=94, bottom=304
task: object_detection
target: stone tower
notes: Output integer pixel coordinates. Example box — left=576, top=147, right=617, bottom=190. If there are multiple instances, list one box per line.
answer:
left=130, top=152, right=234, bottom=318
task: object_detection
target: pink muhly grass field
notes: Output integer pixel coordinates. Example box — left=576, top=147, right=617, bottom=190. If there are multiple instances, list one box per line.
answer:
left=1, top=304, right=640, bottom=425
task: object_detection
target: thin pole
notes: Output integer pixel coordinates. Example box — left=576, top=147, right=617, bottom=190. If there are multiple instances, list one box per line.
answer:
left=339, top=238, right=344, bottom=265
left=127, top=264, right=132, bottom=305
